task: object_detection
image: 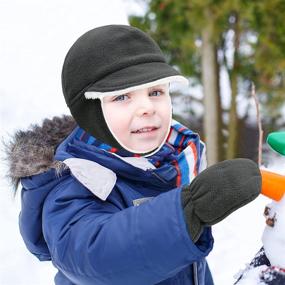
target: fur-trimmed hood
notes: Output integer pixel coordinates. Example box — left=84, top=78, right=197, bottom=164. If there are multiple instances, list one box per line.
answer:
left=1, top=115, right=77, bottom=192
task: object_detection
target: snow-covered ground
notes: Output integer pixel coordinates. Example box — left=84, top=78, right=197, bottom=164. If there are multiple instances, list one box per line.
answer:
left=1, top=1, right=285, bottom=284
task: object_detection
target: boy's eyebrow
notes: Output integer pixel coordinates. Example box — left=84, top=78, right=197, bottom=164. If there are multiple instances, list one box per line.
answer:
left=148, top=84, right=169, bottom=90
left=123, top=85, right=167, bottom=96
left=103, top=94, right=120, bottom=102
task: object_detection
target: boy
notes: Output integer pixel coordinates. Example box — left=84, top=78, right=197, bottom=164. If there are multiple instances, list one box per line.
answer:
left=5, top=25, right=261, bottom=284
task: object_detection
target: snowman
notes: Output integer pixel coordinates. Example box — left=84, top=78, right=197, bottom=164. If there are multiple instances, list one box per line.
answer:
left=235, top=132, right=285, bottom=284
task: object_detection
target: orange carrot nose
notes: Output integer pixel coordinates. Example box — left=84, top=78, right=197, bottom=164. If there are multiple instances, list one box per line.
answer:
left=261, top=169, right=285, bottom=201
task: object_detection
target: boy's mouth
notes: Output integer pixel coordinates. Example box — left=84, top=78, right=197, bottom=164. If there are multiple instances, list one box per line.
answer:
left=131, top=126, right=159, bottom=134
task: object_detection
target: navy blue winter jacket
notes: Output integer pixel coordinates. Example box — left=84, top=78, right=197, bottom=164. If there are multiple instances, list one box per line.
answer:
left=18, top=117, right=214, bottom=285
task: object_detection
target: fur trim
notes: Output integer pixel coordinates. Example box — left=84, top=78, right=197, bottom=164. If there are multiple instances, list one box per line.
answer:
left=1, top=115, right=77, bottom=192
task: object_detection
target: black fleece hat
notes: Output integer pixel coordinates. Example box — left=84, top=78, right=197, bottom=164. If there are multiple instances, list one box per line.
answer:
left=61, top=24, right=188, bottom=155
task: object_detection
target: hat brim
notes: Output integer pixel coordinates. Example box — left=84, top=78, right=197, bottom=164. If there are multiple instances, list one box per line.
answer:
left=84, top=61, right=188, bottom=99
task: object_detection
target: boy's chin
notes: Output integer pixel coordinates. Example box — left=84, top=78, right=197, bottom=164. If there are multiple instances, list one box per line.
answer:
left=122, top=141, right=160, bottom=155
left=119, top=132, right=168, bottom=154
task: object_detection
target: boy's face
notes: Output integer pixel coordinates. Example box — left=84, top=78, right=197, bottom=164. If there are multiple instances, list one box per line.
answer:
left=102, top=83, right=172, bottom=153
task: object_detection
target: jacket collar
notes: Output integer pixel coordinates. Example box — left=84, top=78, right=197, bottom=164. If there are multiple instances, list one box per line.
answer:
left=54, top=118, right=203, bottom=190
left=54, top=126, right=178, bottom=190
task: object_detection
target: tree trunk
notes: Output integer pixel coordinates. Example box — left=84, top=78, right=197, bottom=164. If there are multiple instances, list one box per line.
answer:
left=216, top=49, right=224, bottom=161
left=226, top=13, right=240, bottom=159
left=227, top=70, right=238, bottom=159
left=201, top=13, right=222, bottom=166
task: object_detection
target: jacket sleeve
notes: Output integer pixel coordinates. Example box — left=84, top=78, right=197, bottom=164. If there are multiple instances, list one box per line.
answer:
left=43, top=176, right=213, bottom=285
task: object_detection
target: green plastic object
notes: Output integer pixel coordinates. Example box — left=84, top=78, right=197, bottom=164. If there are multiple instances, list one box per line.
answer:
left=267, top=132, right=285, bottom=156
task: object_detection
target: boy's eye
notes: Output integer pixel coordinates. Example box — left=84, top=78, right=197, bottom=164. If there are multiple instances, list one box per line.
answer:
left=149, top=90, right=164, bottom=97
left=113, top=94, right=129, bottom=102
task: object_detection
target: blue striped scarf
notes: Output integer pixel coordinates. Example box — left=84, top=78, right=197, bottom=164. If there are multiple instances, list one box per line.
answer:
left=75, top=119, right=205, bottom=187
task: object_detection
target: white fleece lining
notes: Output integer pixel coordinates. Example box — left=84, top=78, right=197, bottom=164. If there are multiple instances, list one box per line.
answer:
left=109, top=154, right=157, bottom=170
left=63, top=158, right=117, bottom=200
left=84, top=75, right=188, bottom=99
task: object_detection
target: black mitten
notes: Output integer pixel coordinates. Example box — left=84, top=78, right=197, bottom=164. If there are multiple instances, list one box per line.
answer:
left=181, top=158, right=261, bottom=242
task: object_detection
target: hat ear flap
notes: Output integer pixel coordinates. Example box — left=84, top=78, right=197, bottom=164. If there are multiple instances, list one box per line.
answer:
left=70, top=96, right=121, bottom=149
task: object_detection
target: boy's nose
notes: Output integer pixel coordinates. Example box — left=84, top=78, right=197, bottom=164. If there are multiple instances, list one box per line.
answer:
left=135, top=96, right=155, bottom=117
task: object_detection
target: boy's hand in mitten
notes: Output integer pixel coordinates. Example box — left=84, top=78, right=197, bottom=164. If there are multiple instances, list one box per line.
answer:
left=181, top=158, right=262, bottom=242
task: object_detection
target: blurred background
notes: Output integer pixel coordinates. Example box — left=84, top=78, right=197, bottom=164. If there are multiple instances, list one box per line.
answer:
left=128, top=0, right=285, bottom=166
left=1, top=0, right=285, bottom=284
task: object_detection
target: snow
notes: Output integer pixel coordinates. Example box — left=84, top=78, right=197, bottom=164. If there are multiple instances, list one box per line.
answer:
left=1, top=1, right=285, bottom=284
left=207, top=192, right=271, bottom=284
left=236, top=266, right=267, bottom=285
left=262, top=195, right=285, bottom=268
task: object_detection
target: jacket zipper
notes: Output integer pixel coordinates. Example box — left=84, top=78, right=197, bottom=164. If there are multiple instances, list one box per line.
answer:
left=150, top=171, right=168, bottom=184
left=193, top=262, right=199, bottom=285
